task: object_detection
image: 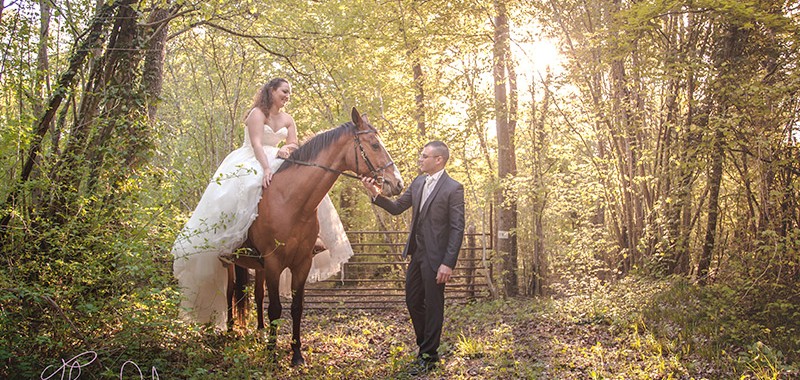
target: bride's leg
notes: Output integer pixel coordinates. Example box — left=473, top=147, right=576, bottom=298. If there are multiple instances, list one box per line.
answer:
left=313, top=237, right=327, bottom=254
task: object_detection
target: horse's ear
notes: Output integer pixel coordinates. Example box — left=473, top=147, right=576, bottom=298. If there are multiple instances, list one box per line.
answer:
left=351, top=107, right=361, bottom=125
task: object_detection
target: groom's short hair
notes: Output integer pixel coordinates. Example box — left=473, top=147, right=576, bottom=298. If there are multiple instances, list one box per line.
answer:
left=424, top=141, right=449, bottom=163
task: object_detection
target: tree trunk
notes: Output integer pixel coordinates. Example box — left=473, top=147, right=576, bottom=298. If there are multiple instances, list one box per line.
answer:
left=0, top=1, right=118, bottom=234
left=493, top=0, right=518, bottom=297
left=142, top=5, right=172, bottom=124
left=607, top=0, right=641, bottom=273
left=45, top=0, right=140, bottom=220
left=672, top=10, right=711, bottom=275
left=84, top=1, right=142, bottom=181
left=33, top=0, right=51, bottom=116
left=397, top=1, right=426, bottom=138
left=698, top=24, right=747, bottom=285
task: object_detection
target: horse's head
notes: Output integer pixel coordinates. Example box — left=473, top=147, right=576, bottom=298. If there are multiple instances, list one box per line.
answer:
left=350, top=107, right=404, bottom=196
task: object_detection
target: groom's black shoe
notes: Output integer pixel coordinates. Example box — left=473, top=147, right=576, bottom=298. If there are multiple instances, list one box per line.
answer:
left=407, top=357, right=437, bottom=376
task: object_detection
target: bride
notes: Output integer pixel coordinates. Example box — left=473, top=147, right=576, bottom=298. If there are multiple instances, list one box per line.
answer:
left=172, top=78, right=353, bottom=329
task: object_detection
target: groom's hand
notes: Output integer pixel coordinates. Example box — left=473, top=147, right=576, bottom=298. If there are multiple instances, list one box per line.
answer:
left=436, top=265, right=453, bottom=284
left=361, top=177, right=380, bottom=198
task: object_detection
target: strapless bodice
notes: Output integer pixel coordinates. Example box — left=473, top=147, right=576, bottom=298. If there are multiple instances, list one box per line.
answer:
left=243, top=125, right=288, bottom=148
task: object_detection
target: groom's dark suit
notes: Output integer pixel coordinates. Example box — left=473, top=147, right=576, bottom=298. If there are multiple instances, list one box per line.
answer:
left=373, top=170, right=465, bottom=362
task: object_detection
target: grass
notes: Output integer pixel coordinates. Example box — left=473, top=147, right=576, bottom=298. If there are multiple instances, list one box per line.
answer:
left=14, top=276, right=800, bottom=379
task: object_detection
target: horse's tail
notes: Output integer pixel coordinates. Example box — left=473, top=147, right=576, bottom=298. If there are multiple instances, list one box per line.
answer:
left=234, top=264, right=249, bottom=326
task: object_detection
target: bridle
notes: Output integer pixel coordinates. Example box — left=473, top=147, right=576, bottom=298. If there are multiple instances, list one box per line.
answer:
left=282, top=126, right=395, bottom=185
left=352, top=129, right=395, bottom=186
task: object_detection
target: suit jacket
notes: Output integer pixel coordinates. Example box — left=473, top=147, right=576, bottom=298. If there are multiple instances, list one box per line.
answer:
left=374, top=171, right=465, bottom=273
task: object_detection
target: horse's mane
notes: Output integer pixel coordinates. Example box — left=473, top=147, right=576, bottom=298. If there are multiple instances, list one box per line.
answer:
left=275, top=121, right=355, bottom=173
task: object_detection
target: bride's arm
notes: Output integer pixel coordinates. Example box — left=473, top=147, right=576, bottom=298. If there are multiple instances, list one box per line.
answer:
left=278, top=115, right=299, bottom=158
left=245, top=108, right=273, bottom=187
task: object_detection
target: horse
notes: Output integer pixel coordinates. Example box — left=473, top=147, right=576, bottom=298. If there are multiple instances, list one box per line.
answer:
left=224, top=107, right=404, bottom=366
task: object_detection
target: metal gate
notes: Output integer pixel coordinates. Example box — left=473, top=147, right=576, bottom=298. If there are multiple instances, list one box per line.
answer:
left=304, top=225, right=494, bottom=309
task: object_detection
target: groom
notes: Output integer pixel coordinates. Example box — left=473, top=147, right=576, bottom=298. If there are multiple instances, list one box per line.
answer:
left=362, top=140, right=465, bottom=375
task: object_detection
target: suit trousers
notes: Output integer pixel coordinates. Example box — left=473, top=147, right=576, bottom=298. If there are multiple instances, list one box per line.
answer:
left=406, top=233, right=446, bottom=361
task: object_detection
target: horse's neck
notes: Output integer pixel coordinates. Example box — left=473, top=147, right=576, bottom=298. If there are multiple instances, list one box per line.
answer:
left=286, top=172, right=337, bottom=211
left=276, top=139, right=349, bottom=210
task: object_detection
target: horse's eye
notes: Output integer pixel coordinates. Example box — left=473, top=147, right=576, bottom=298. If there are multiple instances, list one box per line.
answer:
left=371, top=143, right=380, bottom=150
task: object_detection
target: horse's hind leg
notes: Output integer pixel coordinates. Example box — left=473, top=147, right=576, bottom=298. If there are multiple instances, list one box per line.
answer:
left=225, top=264, right=249, bottom=331
left=254, top=269, right=265, bottom=330
left=233, top=265, right=248, bottom=328
left=225, top=264, right=235, bottom=331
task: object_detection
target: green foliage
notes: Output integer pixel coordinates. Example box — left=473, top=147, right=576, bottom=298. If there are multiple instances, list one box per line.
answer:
left=442, top=280, right=799, bottom=379
left=0, top=159, right=185, bottom=378
left=641, top=277, right=799, bottom=378
left=2, top=0, right=800, bottom=378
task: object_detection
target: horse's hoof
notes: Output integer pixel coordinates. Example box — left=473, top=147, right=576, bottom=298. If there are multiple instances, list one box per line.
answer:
left=291, top=355, right=305, bottom=366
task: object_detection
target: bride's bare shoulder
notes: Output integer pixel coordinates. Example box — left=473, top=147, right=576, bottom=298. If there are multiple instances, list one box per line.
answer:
left=246, top=108, right=267, bottom=124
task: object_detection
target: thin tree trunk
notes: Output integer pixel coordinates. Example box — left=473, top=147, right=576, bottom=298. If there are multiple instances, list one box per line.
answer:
left=463, top=66, right=494, bottom=173
left=672, top=70, right=699, bottom=275
left=528, top=75, right=550, bottom=296
left=396, top=0, right=426, bottom=137
left=412, top=61, right=426, bottom=136
left=33, top=0, right=51, bottom=116
left=664, top=12, right=705, bottom=275
left=698, top=127, right=724, bottom=284
left=29, top=0, right=52, bottom=206
left=603, top=0, right=645, bottom=273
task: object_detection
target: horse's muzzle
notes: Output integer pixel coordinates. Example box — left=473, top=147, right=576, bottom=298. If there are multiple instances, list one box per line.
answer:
left=381, top=178, right=404, bottom=197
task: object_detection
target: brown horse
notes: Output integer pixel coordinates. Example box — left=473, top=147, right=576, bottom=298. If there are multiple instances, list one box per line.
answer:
left=225, top=107, right=403, bottom=365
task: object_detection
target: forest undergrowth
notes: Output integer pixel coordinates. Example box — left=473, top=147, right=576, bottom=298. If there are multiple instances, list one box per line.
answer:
left=3, top=273, right=798, bottom=379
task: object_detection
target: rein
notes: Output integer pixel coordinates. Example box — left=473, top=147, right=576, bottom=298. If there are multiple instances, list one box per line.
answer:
left=281, top=158, right=363, bottom=180
left=281, top=128, right=394, bottom=184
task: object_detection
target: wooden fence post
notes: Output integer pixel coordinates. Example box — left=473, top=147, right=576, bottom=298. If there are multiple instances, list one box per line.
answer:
left=466, top=224, right=476, bottom=299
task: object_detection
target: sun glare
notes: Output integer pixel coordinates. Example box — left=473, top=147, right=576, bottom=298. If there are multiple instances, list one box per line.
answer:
left=519, top=38, right=563, bottom=74
left=480, top=36, right=566, bottom=139
left=513, top=37, right=564, bottom=90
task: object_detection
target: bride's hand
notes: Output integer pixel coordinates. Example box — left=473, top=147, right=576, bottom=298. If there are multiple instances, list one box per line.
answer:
left=277, top=147, right=290, bottom=159
left=263, top=170, right=272, bottom=188
left=277, top=143, right=297, bottom=159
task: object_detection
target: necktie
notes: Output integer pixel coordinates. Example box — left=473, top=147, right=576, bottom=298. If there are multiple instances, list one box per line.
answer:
left=421, top=175, right=435, bottom=207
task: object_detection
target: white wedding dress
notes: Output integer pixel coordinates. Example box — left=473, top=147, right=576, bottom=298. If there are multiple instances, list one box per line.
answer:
left=172, top=125, right=354, bottom=329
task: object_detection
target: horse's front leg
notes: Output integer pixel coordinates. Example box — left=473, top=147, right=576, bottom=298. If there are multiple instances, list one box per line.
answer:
left=290, top=281, right=306, bottom=366
left=264, top=272, right=282, bottom=357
